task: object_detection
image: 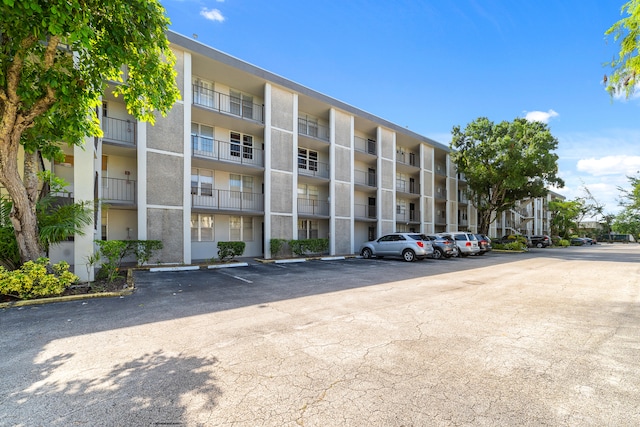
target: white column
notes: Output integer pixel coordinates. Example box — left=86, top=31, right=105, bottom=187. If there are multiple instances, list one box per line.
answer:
left=73, top=136, right=96, bottom=282
left=263, top=83, right=272, bottom=258
left=182, top=52, right=192, bottom=263
left=329, top=108, right=336, bottom=255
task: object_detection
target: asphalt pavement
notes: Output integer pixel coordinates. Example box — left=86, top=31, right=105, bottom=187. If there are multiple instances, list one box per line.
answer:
left=1, top=244, right=639, bottom=426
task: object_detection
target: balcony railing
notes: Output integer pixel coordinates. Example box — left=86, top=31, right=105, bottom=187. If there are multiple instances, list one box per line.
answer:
left=396, top=179, right=419, bottom=194
left=396, top=211, right=418, bottom=222
left=298, top=198, right=329, bottom=216
left=298, top=160, right=329, bottom=179
left=102, top=116, right=136, bottom=145
left=354, top=204, right=376, bottom=219
left=102, top=177, right=136, bottom=204
left=298, top=117, right=329, bottom=141
left=192, top=85, right=264, bottom=123
left=192, top=136, right=264, bottom=167
left=354, top=170, right=376, bottom=187
left=434, top=163, right=447, bottom=176
left=354, top=136, right=376, bottom=155
left=397, top=151, right=418, bottom=167
left=192, top=190, right=264, bottom=212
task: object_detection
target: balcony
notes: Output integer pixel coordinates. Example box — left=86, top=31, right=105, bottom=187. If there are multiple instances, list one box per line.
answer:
left=192, top=190, right=264, bottom=212
left=298, top=117, right=329, bottom=142
left=193, top=85, right=264, bottom=123
left=354, top=169, right=377, bottom=187
left=102, top=177, right=136, bottom=204
left=396, top=210, right=418, bottom=223
left=298, top=160, right=329, bottom=179
left=396, top=179, right=419, bottom=195
left=102, top=116, right=136, bottom=146
left=192, top=136, right=264, bottom=167
left=397, top=151, right=418, bottom=167
left=354, top=204, right=376, bottom=220
left=298, top=198, right=329, bottom=217
left=354, top=136, right=376, bottom=155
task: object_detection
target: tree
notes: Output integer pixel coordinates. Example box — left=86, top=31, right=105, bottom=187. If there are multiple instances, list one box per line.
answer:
left=0, top=174, right=92, bottom=269
left=612, top=208, right=640, bottom=238
left=549, top=199, right=583, bottom=239
left=0, top=0, right=180, bottom=264
left=605, top=0, right=640, bottom=98
left=450, top=117, right=564, bottom=235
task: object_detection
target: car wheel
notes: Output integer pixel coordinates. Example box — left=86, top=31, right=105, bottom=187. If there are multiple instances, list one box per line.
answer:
left=536, top=242, right=543, bottom=248
left=433, top=248, right=444, bottom=259
left=361, top=248, right=373, bottom=259
left=402, top=249, right=416, bottom=262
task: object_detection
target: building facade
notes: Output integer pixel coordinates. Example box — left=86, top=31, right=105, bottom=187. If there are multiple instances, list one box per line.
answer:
left=5, top=31, right=565, bottom=281
left=44, top=31, right=478, bottom=280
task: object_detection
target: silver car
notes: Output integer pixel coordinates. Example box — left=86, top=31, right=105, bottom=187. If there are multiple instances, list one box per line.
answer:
left=439, top=232, right=480, bottom=257
left=360, top=233, right=434, bottom=262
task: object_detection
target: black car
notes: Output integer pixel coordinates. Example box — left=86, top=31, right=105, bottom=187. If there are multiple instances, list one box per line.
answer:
left=425, top=234, right=456, bottom=259
left=474, top=234, right=492, bottom=255
left=528, top=235, right=551, bottom=248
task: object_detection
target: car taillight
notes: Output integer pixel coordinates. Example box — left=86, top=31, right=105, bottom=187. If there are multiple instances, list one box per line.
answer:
left=466, top=242, right=471, bottom=247
left=417, top=241, right=424, bottom=248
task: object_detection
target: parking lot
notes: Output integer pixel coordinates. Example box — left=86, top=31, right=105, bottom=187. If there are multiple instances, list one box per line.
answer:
left=2, top=244, right=639, bottom=426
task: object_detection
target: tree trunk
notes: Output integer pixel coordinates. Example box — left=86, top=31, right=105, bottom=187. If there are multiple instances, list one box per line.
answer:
left=478, top=209, right=493, bottom=236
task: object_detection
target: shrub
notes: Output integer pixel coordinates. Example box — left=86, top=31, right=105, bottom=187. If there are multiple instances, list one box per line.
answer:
left=289, top=238, right=329, bottom=256
left=217, top=241, right=246, bottom=261
left=94, top=240, right=163, bottom=281
left=0, top=258, right=78, bottom=300
left=270, top=238, right=287, bottom=258
left=95, top=240, right=129, bottom=282
left=131, top=240, right=163, bottom=266
left=558, top=239, right=570, bottom=247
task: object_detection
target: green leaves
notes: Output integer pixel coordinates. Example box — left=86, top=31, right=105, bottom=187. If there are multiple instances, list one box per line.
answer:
left=450, top=117, right=564, bottom=234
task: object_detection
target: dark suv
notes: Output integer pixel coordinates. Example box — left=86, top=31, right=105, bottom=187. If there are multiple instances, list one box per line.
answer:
left=528, top=235, right=551, bottom=248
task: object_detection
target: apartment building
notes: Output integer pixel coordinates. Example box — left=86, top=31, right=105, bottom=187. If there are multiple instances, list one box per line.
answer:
left=489, top=190, right=565, bottom=238
left=44, top=31, right=479, bottom=280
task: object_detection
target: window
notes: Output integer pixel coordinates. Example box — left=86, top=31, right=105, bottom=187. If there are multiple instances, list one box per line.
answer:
left=191, top=122, right=214, bottom=155
left=191, top=214, right=214, bottom=241
left=396, top=199, right=406, bottom=215
left=102, top=102, right=108, bottom=118
left=298, top=148, right=318, bottom=172
left=298, top=183, right=319, bottom=200
left=193, top=79, right=214, bottom=108
left=230, top=216, right=253, bottom=241
left=298, top=220, right=319, bottom=239
left=230, top=132, right=253, bottom=159
left=191, top=168, right=213, bottom=196
left=230, top=90, right=254, bottom=119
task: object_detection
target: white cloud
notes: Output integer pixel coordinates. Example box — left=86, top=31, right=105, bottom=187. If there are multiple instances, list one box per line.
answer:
left=576, top=155, right=640, bottom=177
left=524, top=109, right=559, bottom=123
left=200, top=8, right=225, bottom=22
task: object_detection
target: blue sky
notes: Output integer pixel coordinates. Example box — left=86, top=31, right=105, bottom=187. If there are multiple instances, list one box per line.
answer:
left=161, top=0, right=639, bottom=217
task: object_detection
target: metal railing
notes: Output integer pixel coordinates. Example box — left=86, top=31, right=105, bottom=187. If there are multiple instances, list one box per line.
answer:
left=191, top=190, right=264, bottom=212
left=102, top=177, right=136, bottom=203
left=396, top=179, right=419, bottom=194
left=354, top=136, right=376, bottom=155
left=192, top=85, right=264, bottom=123
left=298, top=117, right=330, bottom=141
left=354, top=169, right=376, bottom=187
left=192, top=136, right=264, bottom=167
left=354, top=204, right=376, bottom=219
left=102, top=116, right=136, bottom=145
left=396, top=211, right=418, bottom=222
left=298, top=160, right=329, bottom=178
left=297, top=198, right=329, bottom=216
left=397, top=151, right=418, bottom=167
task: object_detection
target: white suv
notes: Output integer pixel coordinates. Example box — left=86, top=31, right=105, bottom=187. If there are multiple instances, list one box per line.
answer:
left=439, top=232, right=480, bottom=257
